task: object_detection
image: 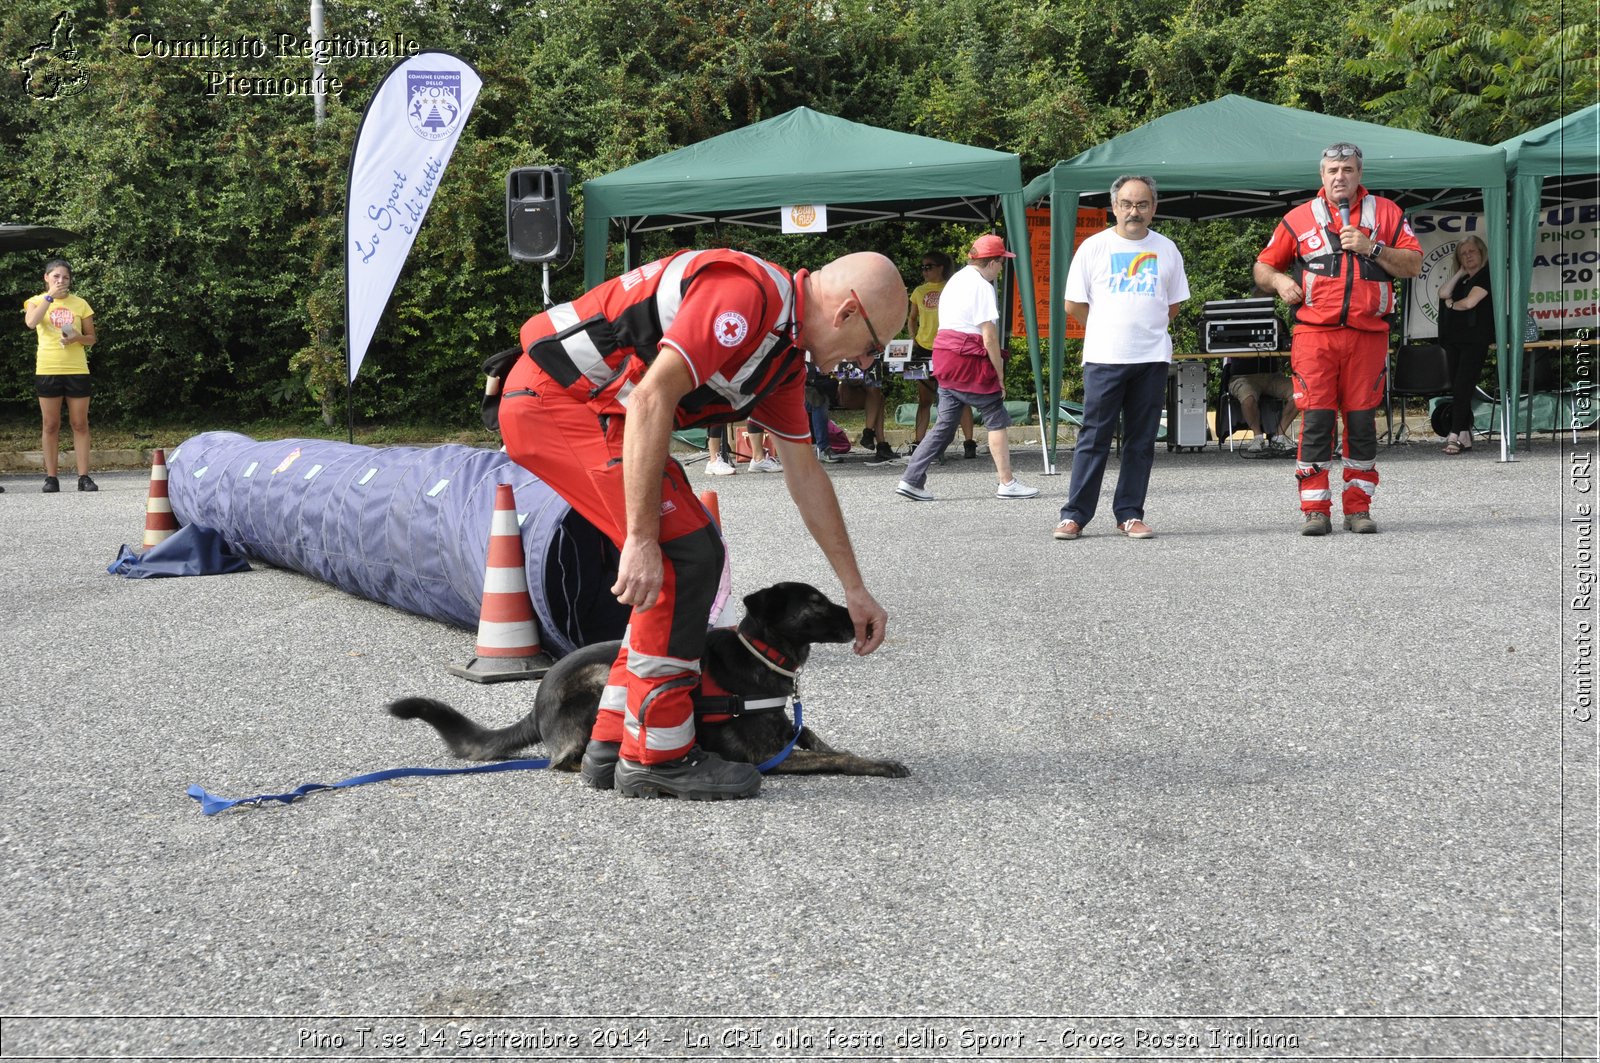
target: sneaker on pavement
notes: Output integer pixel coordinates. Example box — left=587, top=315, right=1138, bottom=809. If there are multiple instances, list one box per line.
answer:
left=1300, top=511, right=1332, bottom=536
left=859, top=428, right=877, bottom=451
left=1117, top=517, right=1155, bottom=538
left=964, top=439, right=978, bottom=459
left=996, top=479, right=1039, bottom=499
left=615, top=746, right=761, bottom=800
left=1270, top=434, right=1294, bottom=451
left=1247, top=435, right=1269, bottom=452
left=1343, top=510, right=1378, bottom=534
left=895, top=479, right=935, bottom=501
left=580, top=739, right=621, bottom=790
left=748, top=455, right=782, bottom=473
left=816, top=446, right=840, bottom=464
left=1052, top=519, right=1082, bottom=540
left=42, top=475, right=59, bottom=494
left=77, top=475, right=98, bottom=493
left=873, top=442, right=896, bottom=462
left=706, top=457, right=736, bottom=476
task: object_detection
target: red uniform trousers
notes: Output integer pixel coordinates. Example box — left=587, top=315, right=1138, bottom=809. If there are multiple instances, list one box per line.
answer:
left=499, top=364, right=724, bottom=765
left=1290, top=326, right=1388, bottom=515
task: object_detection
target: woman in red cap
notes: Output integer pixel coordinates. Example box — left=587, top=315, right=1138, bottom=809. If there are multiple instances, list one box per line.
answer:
left=894, top=234, right=1038, bottom=502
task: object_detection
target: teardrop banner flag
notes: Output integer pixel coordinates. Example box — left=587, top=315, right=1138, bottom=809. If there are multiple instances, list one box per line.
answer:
left=345, top=51, right=483, bottom=383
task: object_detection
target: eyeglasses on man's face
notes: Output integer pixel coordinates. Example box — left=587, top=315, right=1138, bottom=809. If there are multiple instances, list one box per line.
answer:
left=849, top=288, right=885, bottom=364
left=921, top=262, right=939, bottom=271
left=1116, top=199, right=1153, bottom=212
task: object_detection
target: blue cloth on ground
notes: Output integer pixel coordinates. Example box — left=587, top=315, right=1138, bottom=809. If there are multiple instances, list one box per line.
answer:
left=107, top=524, right=252, bottom=578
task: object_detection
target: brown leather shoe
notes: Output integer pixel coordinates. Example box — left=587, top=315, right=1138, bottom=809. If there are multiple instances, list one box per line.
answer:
left=1300, top=511, right=1332, bottom=536
left=1343, top=511, right=1378, bottom=534
left=1052, top=519, right=1082, bottom=540
left=1117, top=518, right=1155, bottom=539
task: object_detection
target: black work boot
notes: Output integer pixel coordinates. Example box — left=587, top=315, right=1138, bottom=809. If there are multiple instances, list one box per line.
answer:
left=615, top=746, right=761, bottom=800
left=42, top=475, right=60, bottom=493
left=579, top=739, right=620, bottom=790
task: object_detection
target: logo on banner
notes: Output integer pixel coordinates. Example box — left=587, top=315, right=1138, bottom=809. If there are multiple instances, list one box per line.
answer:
left=406, top=70, right=463, bottom=141
left=781, top=204, right=828, bottom=234
left=714, top=311, right=749, bottom=347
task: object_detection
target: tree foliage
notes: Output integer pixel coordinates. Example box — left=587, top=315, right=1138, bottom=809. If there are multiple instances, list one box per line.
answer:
left=0, top=0, right=1586, bottom=427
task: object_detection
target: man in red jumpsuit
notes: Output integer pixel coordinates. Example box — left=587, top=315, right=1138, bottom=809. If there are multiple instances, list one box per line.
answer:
left=1254, top=142, right=1422, bottom=536
left=499, top=249, right=904, bottom=800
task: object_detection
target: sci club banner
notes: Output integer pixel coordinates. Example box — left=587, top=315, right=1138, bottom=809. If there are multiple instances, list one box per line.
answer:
left=1406, top=199, right=1599, bottom=340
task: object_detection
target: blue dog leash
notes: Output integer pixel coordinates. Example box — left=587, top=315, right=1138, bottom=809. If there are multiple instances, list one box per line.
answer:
left=191, top=653, right=806, bottom=813
left=187, top=757, right=551, bottom=815
left=756, top=698, right=803, bottom=774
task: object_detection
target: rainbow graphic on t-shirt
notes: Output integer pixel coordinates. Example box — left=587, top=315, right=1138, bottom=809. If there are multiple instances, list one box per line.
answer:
left=1125, top=251, right=1157, bottom=277
left=1109, top=251, right=1161, bottom=295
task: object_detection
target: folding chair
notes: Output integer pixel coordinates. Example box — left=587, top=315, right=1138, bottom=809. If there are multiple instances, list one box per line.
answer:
left=1384, top=342, right=1452, bottom=444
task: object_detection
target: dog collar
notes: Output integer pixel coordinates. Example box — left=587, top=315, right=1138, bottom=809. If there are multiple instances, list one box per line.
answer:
left=734, top=628, right=799, bottom=679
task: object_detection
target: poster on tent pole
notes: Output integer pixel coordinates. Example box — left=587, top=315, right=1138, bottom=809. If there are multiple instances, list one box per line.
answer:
left=1405, top=199, right=1599, bottom=340
left=1011, top=206, right=1107, bottom=341
left=345, top=51, right=483, bottom=383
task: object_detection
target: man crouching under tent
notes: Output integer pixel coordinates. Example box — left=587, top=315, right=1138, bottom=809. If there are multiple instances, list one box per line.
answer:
left=495, top=249, right=904, bottom=800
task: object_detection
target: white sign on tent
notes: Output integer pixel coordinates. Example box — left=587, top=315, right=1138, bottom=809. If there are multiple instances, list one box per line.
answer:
left=345, top=51, right=483, bottom=383
left=781, top=204, right=829, bottom=234
left=1406, top=199, right=1599, bottom=339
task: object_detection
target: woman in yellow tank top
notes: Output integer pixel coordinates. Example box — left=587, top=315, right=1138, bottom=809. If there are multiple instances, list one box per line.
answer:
left=906, top=251, right=974, bottom=457
left=22, top=258, right=97, bottom=492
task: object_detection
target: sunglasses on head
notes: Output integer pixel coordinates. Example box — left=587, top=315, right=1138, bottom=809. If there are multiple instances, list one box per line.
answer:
left=1322, top=145, right=1362, bottom=160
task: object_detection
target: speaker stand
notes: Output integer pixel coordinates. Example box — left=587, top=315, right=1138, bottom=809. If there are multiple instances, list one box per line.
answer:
left=541, top=263, right=552, bottom=310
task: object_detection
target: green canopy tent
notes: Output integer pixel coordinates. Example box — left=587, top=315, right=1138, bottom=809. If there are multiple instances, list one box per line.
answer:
left=1499, top=105, right=1600, bottom=449
left=581, top=107, right=1045, bottom=430
left=1022, top=95, right=1508, bottom=463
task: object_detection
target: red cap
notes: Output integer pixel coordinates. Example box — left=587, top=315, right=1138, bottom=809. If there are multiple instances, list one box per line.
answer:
left=969, top=234, right=1015, bottom=259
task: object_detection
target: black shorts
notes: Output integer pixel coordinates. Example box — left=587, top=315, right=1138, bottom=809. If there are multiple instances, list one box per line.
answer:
left=36, top=374, right=92, bottom=399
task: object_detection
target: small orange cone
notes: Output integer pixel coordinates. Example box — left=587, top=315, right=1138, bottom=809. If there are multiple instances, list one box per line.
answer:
left=143, top=449, right=180, bottom=549
left=697, top=488, right=722, bottom=530
left=447, top=483, right=552, bottom=683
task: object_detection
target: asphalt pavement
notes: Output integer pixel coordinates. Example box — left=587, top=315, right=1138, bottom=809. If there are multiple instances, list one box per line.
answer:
left=1, top=434, right=1595, bottom=1061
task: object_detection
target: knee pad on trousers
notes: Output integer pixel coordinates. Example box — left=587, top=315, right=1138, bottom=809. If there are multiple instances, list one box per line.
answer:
left=1299, top=409, right=1338, bottom=465
left=1345, top=408, right=1378, bottom=464
left=659, top=524, right=727, bottom=660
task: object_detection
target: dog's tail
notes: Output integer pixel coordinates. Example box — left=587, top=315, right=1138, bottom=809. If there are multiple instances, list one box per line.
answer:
left=386, top=697, right=542, bottom=761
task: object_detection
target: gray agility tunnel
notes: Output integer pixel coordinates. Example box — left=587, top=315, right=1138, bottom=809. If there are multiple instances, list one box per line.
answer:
left=165, top=432, right=630, bottom=657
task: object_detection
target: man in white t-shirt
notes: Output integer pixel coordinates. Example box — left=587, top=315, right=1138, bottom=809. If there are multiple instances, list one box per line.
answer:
left=1052, top=175, right=1189, bottom=541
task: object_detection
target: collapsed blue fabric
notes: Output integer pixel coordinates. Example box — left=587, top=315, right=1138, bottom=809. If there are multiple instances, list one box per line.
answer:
left=164, top=433, right=629, bottom=657
left=107, top=524, right=252, bottom=578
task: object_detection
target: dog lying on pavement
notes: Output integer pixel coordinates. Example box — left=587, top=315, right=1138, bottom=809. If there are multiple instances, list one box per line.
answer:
left=389, top=581, right=910, bottom=781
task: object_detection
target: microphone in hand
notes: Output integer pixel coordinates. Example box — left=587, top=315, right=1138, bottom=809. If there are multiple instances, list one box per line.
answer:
left=1337, top=197, right=1351, bottom=229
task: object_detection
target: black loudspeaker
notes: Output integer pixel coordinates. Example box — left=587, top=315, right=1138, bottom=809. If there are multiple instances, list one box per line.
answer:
left=506, top=166, right=572, bottom=263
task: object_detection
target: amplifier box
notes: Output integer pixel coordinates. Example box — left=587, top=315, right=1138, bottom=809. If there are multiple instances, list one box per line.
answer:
left=1201, top=298, right=1284, bottom=353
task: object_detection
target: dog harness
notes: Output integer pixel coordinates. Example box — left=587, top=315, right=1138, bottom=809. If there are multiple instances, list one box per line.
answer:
left=691, top=628, right=798, bottom=723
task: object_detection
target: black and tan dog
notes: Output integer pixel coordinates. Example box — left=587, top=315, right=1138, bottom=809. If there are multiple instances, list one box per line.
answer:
left=389, top=582, right=909, bottom=780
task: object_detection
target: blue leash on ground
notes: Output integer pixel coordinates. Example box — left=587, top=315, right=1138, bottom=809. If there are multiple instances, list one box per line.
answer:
left=187, top=701, right=803, bottom=814
left=186, top=758, right=551, bottom=815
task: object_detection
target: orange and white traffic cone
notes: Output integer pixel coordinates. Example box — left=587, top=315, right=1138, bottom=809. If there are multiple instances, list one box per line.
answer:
left=143, top=449, right=180, bottom=549
left=697, top=488, right=722, bottom=530
left=447, top=482, right=553, bottom=683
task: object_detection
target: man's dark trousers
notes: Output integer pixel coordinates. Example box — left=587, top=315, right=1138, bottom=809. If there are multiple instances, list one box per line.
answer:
left=1061, top=361, right=1169, bottom=527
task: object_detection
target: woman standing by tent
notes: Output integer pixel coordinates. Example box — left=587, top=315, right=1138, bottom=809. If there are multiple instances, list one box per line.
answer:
left=1437, top=235, right=1493, bottom=454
